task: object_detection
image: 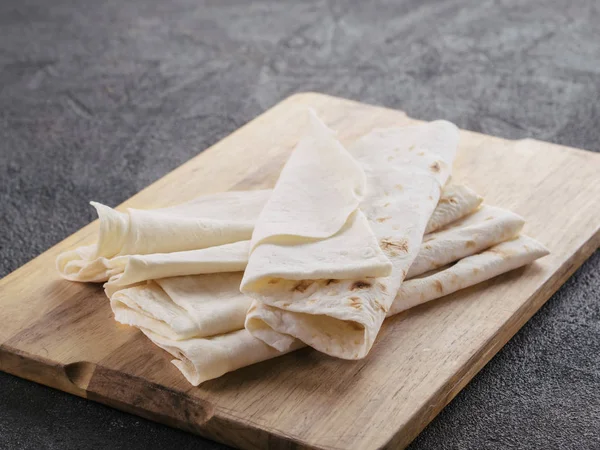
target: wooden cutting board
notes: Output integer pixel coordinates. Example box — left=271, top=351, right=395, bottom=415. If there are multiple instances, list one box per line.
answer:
left=1, top=93, right=599, bottom=450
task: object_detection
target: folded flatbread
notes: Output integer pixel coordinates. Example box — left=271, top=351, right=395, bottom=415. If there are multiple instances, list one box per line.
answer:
left=243, top=118, right=459, bottom=359
left=110, top=201, right=519, bottom=341
left=104, top=184, right=483, bottom=295
left=56, top=190, right=271, bottom=282
left=112, top=273, right=250, bottom=341
left=407, top=204, right=524, bottom=278
left=144, top=235, right=548, bottom=385
left=241, top=109, right=394, bottom=283
left=425, top=184, right=483, bottom=234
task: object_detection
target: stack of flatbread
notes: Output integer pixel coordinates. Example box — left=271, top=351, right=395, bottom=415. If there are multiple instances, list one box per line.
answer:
left=57, top=110, right=549, bottom=386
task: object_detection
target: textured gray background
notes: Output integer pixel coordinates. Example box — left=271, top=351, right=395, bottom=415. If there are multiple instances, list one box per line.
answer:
left=1, top=0, right=599, bottom=449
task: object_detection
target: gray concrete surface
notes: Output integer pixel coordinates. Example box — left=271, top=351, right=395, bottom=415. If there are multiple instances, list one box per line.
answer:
left=1, top=0, right=599, bottom=448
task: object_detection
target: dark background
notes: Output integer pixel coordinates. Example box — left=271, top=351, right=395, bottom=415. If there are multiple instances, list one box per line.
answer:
left=1, top=0, right=599, bottom=449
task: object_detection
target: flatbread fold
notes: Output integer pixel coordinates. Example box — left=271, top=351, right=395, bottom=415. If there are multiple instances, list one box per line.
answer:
left=53, top=110, right=550, bottom=387
left=103, top=183, right=484, bottom=295
left=110, top=200, right=525, bottom=341
left=243, top=119, right=459, bottom=359
left=145, top=235, right=548, bottom=386
left=57, top=190, right=271, bottom=282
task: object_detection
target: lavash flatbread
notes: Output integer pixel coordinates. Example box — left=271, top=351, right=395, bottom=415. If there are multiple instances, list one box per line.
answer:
left=425, top=184, right=483, bottom=233
left=112, top=273, right=251, bottom=341
left=73, top=181, right=479, bottom=296
left=110, top=200, right=521, bottom=341
left=145, top=235, right=548, bottom=385
left=243, top=119, right=459, bottom=359
left=243, top=109, right=393, bottom=284
left=104, top=240, right=250, bottom=297
left=104, top=183, right=481, bottom=294
left=57, top=190, right=271, bottom=282
left=407, top=204, right=524, bottom=278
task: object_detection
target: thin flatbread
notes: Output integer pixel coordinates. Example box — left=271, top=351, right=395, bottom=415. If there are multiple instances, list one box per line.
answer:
left=146, top=235, right=548, bottom=385
left=57, top=190, right=271, bottom=282
left=109, top=192, right=492, bottom=341
left=407, top=204, right=524, bottom=278
left=102, top=183, right=480, bottom=294
left=244, top=120, right=459, bottom=359
left=112, top=273, right=250, bottom=340
left=425, top=184, right=483, bottom=233
left=242, top=109, right=393, bottom=284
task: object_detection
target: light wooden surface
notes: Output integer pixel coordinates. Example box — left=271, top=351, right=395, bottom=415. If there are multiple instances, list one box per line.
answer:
left=1, top=93, right=599, bottom=450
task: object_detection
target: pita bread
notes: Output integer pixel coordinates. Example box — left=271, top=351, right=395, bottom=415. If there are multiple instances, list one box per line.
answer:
left=145, top=235, right=548, bottom=385
left=56, top=190, right=271, bottom=282
left=244, top=120, right=459, bottom=359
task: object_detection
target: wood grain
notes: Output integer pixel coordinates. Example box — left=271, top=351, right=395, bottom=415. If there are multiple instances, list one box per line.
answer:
left=1, top=93, right=599, bottom=450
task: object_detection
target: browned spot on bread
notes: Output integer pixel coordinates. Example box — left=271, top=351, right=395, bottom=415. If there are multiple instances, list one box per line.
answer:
left=348, top=321, right=364, bottom=331
left=433, top=280, right=444, bottom=293
left=377, top=282, right=387, bottom=293
left=430, top=161, right=441, bottom=173
left=354, top=339, right=361, bottom=345
left=326, top=279, right=339, bottom=285
left=328, top=290, right=339, bottom=296
left=424, top=244, right=432, bottom=250
left=428, top=195, right=433, bottom=200
left=383, top=202, right=390, bottom=207
left=374, top=300, right=387, bottom=312
left=485, top=216, right=494, bottom=221
left=417, top=151, right=425, bottom=156
left=473, top=268, right=480, bottom=274
left=282, top=302, right=291, bottom=307
left=395, top=184, right=403, bottom=191
left=292, top=280, right=313, bottom=293
left=376, top=216, right=391, bottom=223
left=465, top=240, right=476, bottom=248
left=387, top=155, right=394, bottom=161
left=380, top=238, right=409, bottom=255
left=351, top=281, right=372, bottom=290
left=307, top=299, right=316, bottom=304
left=268, top=279, right=279, bottom=285
left=409, top=145, right=415, bottom=151
left=348, top=297, right=362, bottom=309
